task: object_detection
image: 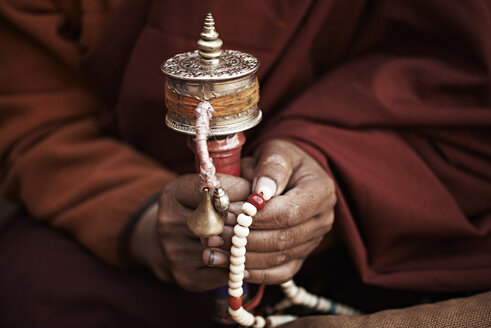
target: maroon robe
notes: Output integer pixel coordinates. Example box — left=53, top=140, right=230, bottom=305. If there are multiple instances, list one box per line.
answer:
left=85, top=0, right=491, bottom=292
left=0, top=0, right=490, bottom=326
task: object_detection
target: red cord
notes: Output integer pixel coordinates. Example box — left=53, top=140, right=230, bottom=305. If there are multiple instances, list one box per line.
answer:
left=243, top=284, right=265, bottom=311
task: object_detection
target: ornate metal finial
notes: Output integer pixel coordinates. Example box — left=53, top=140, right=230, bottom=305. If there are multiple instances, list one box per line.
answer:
left=197, top=13, right=223, bottom=65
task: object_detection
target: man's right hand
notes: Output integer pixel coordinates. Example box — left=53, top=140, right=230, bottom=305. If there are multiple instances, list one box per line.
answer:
left=130, top=173, right=250, bottom=292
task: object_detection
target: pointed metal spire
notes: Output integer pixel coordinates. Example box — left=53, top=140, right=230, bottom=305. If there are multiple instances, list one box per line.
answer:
left=197, top=13, right=223, bottom=65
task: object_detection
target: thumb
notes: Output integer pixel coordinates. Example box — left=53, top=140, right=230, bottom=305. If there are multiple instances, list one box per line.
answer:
left=252, top=140, right=301, bottom=200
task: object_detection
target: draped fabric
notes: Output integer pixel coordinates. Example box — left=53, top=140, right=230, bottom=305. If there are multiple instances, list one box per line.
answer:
left=1, top=0, right=490, bottom=292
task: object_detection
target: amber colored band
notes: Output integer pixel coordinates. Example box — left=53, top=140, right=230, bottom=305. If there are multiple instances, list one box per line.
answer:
left=165, top=79, right=259, bottom=118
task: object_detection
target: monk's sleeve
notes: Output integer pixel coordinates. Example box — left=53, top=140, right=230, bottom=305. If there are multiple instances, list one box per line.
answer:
left=0, top=1, right=175, bottom=265
left=258, top=0, right=491, bottom=292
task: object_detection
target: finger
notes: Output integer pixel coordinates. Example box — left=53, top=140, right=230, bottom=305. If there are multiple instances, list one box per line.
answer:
left=219, top=211, right=333, bottom=252
left=223, top=211, right=237, bottom=226
left=202, top=248, right=230, bottom=268
left=228, top=201, right=245, bottom=217
left=173, top=174, right=250, bottom=208
left=157, top=199, right=197, bottom=239
left=241, top=156, right=256, bottom=181
left=246, top=259, right=303, bottom=285
left=159, top=230, right=205, bottom=266
left=252, top=175, right=335, bottom=229
left=218, top=225, right=235, bottom=250
left=244, top=237, right=323, bottom=270
left=252, top=140, right=303, bottom=198
left=200, top=236, right=224, bottom=247
left=217, top=173, right=251, bottom=202
left=246, top=212, right=334, bottom=251
left=197, top=213, right=236, bottom=247
left=171, top=174, right=203, bottom=207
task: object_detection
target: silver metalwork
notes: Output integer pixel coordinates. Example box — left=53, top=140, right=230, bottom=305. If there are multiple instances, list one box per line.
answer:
left=165, top=106, right=262, bottom=136
left=212, top=187, right=230, bottom=213
left=161, top=12, right=261, bottom=136
left=162, top=50, right=259, bottom=81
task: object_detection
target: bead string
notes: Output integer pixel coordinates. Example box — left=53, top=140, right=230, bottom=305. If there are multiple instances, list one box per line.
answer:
left=194, top=101, right=361, bottom=327
left=227, top=189, right=361, bottom=327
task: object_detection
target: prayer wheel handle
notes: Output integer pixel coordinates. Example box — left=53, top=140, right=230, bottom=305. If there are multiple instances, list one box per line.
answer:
left=188, top=133, right=245, bottom=177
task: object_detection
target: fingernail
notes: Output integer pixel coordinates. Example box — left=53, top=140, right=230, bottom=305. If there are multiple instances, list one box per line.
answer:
left=254, top=177, right=276, bottom=201
left=208, top=250, right=215, bottom=265
left=244, top=270, right=250, bottom=279
left=206, top=249, right=227, bottom=266
left=206, top=236, right=224, bottom=247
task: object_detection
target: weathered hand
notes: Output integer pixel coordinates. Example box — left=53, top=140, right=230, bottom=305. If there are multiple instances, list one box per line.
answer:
left=204, top=139, right=336, bottom=285
left=130, top=173, right=250, bottom=292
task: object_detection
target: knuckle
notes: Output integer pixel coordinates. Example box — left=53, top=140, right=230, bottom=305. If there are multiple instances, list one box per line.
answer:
left=253, top=270, right=269, bottom=285
left=262, top=153, right=291, bottom=174
left=288, top=203, right=302, bottom=223
left=275, top=251, right=288, bottom=266
left=276, top=229, right=293, bottom=251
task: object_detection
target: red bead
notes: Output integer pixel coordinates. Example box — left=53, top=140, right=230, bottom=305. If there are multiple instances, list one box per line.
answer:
left=248, top=193, right=265, bottom=211
left=229, top=295, right=242, bottom=310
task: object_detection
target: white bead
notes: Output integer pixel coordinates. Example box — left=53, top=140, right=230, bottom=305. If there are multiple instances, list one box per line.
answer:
left=253, top=316, right=266, bottom=328
left=228, top=279, right=243, bottom=289
left=231, top=245, right=246, bottom=257
left=234, top=225, right=249, bottom=238
left=280, top=280, right=294, bottom=289
left=229, top=271, right=244, bottom=282
left=242, top=202, right=257, bottom=216
left=291, top=287, right=304, bottom=303
left=237, top=213, right=253, bottom=227
left=230, top=255, right=246, bottom=265
left=229, top=307, right=255, bottom=327
left=281, top=279, right=298, bottom=298
left=267, top=314, right=297, bottom=327
left=229, top=263, right=245, bottom=274
left=232, top=235, right=247, bottom=248
left=317, top=298, right=332, bottom=312
left=257, top=185, right=274, bottom=201
left=228, top=286, right=243, bottom=298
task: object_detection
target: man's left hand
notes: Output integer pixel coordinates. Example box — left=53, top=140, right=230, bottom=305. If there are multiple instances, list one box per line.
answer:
left=204, top=139, right=336, bottom=284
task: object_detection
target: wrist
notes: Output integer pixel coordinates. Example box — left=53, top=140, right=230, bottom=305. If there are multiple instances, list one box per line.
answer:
left=129, top=201, right=173, bottom=282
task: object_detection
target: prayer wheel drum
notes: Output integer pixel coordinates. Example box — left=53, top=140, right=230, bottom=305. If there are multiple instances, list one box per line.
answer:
left=161, top=14, right=261, bottom=137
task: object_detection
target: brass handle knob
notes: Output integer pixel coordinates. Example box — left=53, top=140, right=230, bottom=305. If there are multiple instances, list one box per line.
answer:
left=187, top=188, right=224, bottom=237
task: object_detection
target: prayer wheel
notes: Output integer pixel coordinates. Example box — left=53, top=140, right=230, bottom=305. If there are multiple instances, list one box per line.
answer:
left=161, top=12, right=260, bottom=323
left=162, top=13, right=261, bottom=138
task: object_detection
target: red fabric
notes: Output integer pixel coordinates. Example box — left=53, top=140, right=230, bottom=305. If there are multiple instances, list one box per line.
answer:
left=1, top=0, right=489, bottom=292
left=0, top=0, right=176, bottom=265
left=83, top=0, right=491, bottom=292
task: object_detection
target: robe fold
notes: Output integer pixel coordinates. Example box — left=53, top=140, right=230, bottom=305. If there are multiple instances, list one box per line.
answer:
left=1, top=0, right=490, bottom=293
